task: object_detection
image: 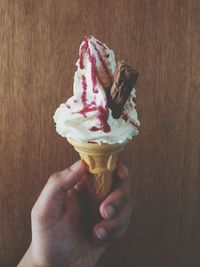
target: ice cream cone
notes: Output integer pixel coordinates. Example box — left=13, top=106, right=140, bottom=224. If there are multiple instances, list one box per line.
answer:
left=67, top=137, right=128, bottom=203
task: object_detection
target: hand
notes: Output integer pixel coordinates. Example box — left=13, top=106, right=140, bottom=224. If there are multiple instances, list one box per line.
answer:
left=18, top=160, right=133, bottom=267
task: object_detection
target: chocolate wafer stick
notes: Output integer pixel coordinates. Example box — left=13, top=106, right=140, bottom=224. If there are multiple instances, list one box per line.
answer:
left=108, top=61, right=139, bottom=118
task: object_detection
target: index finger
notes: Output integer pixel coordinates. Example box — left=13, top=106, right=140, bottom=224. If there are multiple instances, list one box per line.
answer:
left=33, top=161, right=86, bottom=216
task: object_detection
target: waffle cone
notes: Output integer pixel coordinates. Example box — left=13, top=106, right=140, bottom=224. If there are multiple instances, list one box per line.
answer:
left=67, top=137, right=128, bottom=203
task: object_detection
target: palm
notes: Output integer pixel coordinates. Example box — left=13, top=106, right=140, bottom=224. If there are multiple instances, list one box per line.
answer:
left=32, top=185, right=106, bottom=267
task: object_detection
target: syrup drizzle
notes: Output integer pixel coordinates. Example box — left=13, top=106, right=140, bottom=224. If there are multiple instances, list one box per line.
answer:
left=91, top=41, right=111, bottom=82
left=90, top=126, right=100, bottom=132
left=96, top=106, right=110, bottom=133
left=129, top=120, right=138, bottom=128
left=96, top=40, right=107, bottom=49
left=79, top=36, right=98, bottom=93
left=122, top=113, right=138, bottom=128
left=81, top=75, right=87, bottom=104
left=122, top=113, right=128, bottom=121
left=87, top=46, right=98, bottom=93
left=65, top=103, right=71, bottom=109
left=79, top=39, right=88, bottom=69
left=78, top=105, right=97, bottom=118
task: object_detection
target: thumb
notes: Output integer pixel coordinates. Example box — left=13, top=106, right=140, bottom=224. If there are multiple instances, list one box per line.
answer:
left=33, top=161, right=85, bottom=218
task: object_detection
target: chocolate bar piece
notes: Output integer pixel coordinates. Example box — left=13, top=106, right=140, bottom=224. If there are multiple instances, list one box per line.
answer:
left=107, top=61, right=139, bottom=118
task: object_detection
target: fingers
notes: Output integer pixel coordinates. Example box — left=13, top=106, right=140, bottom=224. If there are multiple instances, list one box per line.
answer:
left=93, top=161, right=133, bottom=241
left=32, top=161, right=86, bottom=221
left=100, top=161, right=131, bottom=219
left=93, top=196, right=133, bottom=241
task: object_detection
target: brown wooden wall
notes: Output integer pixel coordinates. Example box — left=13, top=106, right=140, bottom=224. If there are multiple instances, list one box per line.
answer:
left=1, top=1, right=200, bottom=266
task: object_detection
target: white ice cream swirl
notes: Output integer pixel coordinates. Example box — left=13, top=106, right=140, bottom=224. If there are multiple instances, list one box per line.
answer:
left=54, top=36, right=140, bottom=144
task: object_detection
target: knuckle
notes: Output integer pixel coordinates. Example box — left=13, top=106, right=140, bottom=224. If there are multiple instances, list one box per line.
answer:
left=48, top=172, right=61, bottom=184
left=48, top=172, right=68, bottom=194
left=31, top=205, right=46, bottom=223
left=31, top=204, right=42, bottom=221
left=67, top=165, right=75, bottom=173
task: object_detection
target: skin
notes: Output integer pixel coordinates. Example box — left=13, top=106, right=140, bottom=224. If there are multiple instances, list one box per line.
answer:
left=18, top=160, right=133, bottom=267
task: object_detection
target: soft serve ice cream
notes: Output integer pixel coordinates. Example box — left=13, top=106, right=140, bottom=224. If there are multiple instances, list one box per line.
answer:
left=54, top=35, right=140, bottom=144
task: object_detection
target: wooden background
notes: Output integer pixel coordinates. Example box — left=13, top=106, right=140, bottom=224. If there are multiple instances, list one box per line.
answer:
left=0, top=0, right=200, bottom=266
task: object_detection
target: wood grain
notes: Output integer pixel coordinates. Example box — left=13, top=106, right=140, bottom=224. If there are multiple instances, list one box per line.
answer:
left=0, top=0, right=200, bottom=266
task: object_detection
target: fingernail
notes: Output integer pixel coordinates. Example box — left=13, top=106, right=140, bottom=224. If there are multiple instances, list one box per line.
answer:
left=96, top=228, right=107, bottom=240
left=104, top=205, right=116, bottom=219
